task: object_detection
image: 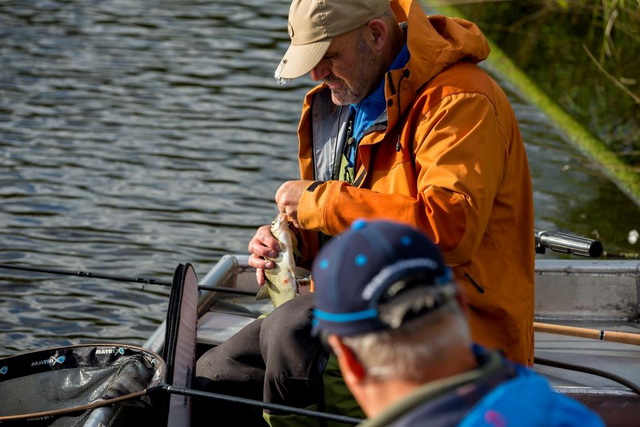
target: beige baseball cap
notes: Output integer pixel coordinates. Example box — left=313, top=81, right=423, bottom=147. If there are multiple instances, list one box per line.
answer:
left=274, top=0, right=390, bottom=80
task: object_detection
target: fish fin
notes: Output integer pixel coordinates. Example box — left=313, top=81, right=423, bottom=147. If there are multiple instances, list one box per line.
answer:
left=295, top=267, right=311, bottom=280
left=256, top=284, right=271, bottom=301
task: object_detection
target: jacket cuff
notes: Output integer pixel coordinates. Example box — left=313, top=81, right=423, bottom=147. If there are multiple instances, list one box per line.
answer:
left=306, top=181, right=324, bottom=192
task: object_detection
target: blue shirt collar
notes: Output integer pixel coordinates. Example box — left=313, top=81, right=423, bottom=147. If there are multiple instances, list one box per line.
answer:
left=350, top=43, right=410, bottom=144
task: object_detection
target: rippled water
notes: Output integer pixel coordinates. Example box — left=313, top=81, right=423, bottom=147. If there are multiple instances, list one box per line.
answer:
left=1, top=0, right=638, bottom=357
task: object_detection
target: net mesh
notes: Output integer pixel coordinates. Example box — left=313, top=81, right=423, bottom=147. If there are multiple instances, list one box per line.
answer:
left=0, top=344, right=165, bottom=422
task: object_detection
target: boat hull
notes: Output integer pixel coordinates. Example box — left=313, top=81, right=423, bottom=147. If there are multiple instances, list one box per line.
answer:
left=95, top=255, right=640, bottom=426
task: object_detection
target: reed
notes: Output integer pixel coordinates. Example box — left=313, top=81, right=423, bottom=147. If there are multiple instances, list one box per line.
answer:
left=426, top=0, right=640, bottom=203
left=429, top=0, right=640, bottom=160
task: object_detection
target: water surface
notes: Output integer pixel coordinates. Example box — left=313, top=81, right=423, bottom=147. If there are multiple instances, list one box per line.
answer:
left=1, top=0, right=638, bottom=357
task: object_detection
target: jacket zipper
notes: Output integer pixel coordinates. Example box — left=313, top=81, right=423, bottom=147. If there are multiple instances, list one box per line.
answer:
left=464, top=272, right=485, bottom=294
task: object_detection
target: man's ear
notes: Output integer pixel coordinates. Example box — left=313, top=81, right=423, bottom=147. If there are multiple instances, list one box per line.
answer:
left=327, top=335, right=366, bottom=381
left=366, top=19, right=389, bottom=51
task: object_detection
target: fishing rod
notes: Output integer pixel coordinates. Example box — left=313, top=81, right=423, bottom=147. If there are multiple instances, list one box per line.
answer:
left=535, top=356, right=640, bottom=396
left=534, top=322, right=640, bottom=346
left=534, top=323, right=640, bottom=396
left=158, top=385, right=362, bottom=425
left=0, top=263, right=256, bottom=296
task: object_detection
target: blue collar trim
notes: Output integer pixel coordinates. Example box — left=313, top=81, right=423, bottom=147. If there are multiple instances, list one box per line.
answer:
left=347, top=43, right=410, bottom=164
left=313, top=308, right=378, bottom=323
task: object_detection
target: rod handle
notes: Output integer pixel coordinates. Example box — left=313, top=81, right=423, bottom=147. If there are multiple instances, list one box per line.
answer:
left=534, top=322, right=640, bottom=346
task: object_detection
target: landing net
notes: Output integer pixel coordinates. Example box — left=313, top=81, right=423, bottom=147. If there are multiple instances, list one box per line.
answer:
left=0, top=344, right=165, bottom=425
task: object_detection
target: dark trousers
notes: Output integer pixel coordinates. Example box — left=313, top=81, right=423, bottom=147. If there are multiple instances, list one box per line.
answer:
left=193, top=294, right=328, bottom=426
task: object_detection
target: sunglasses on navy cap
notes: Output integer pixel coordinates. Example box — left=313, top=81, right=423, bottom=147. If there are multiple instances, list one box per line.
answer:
left=312, top=262, right=456, bottom=337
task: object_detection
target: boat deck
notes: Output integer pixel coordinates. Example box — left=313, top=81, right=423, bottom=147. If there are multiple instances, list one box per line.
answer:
left=187, top=255, right=640, bottom=425
left=533, top=321, right=640, bottom=425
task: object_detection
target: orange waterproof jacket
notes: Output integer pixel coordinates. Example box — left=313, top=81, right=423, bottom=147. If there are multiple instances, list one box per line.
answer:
left=295, top=0, right=535, bottom=365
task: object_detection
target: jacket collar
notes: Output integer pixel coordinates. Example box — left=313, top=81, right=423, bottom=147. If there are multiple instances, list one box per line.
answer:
left=384, top=0, right=490, bottom=130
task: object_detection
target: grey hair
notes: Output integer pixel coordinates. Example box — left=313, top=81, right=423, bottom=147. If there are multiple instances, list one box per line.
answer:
left=340, top=284, right=471, bottom=381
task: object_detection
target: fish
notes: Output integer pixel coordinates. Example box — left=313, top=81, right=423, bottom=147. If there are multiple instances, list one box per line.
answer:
left=257, top=213, right=311, bottom=308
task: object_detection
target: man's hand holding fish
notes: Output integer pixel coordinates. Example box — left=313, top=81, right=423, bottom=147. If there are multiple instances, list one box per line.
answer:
left=252, top=212, right=311, bottom=308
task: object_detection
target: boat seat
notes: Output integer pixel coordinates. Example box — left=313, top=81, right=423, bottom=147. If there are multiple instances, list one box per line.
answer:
left=197, top=311, right=257, bottom=346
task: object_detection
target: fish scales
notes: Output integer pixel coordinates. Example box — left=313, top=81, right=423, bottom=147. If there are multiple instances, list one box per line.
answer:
left=258, top=213, right=300, bottom=308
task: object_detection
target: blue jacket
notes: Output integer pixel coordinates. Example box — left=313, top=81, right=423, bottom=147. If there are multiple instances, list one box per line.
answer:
left=360, top=347, right=604, bottom=427
left=458, top=364, right=604, bottom=427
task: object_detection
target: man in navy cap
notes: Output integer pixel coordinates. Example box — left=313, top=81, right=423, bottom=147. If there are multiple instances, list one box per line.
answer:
left=312, top=219, right=603, bottom=426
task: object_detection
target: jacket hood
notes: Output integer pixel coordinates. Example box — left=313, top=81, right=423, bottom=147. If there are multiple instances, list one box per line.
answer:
left=301, top=0, right=490, bottom=128
left=387, top=0, right=490, bottom=124
left=396, top=0, right=489, bottom=83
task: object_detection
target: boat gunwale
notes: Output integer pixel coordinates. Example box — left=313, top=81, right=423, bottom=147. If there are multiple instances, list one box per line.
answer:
left=535, top=259, right=640, bottom=276
left=85, top=255, right=640, bottom=426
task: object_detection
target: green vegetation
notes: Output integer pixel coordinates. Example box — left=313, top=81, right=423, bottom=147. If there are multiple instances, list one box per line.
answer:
left=425, top=0, right=640, bottom=204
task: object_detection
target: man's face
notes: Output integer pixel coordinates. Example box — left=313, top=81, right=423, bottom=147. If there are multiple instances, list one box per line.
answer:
left=310, top=26, right=386, bottom=105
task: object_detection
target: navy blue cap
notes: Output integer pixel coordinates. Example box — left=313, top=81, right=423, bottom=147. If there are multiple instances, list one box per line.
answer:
left=311, top=219, right=454, bottom=337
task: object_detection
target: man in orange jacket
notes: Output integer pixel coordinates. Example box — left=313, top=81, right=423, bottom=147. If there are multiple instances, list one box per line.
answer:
left=251, top=0, right=534, bottom=366
left=197, top=0, right=534, bottom=424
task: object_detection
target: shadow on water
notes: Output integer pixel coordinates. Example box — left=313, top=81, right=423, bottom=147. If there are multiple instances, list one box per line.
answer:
left=0, top=0, right=638, bottom=356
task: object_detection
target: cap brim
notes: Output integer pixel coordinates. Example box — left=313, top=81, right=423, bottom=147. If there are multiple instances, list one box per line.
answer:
left=275, top=39, right=332, bottom=80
